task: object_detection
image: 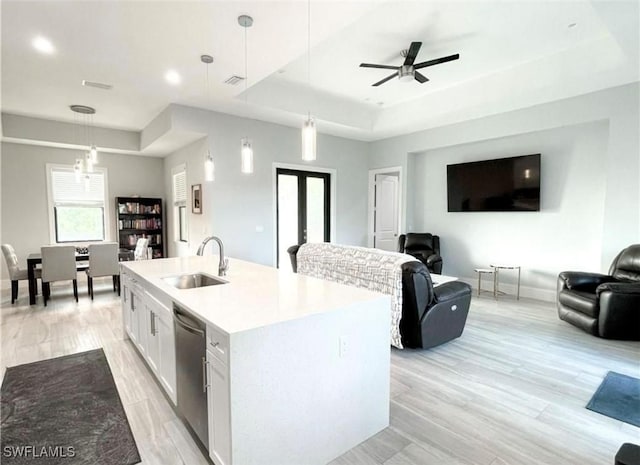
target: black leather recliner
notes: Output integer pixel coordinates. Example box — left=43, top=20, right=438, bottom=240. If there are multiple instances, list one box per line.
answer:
left=557, top=244, right=640, bottom=340
left=398, top=233, right=443, bottom=274
left=287, top=245, right=472, bottom=349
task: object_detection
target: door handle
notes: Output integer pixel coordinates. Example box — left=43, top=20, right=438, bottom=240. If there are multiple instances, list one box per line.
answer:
left=202, top=357, right=210, bottom=393
left=174, top=312, right=204, bottom=336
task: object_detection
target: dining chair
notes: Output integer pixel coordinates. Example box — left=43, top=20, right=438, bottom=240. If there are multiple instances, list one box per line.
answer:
left=134, top=237, right=150, bottom=260
left=2, top=244, right=41, bottom=304
left=41, top=245, right=78, bottom=306
left=87, top=242, right=120, bottom=300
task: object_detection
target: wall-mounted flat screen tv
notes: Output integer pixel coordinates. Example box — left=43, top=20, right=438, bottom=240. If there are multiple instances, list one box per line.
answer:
left=447, top=154, right=541, bottom=212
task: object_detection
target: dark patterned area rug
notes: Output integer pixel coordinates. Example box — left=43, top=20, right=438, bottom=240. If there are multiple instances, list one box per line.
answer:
left=1, top=348, right=141, bottom=465
left=586, top=371, right=640, bottom=427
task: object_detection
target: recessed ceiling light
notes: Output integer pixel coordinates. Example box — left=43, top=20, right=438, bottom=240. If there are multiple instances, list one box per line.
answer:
left=165, top=70, right=181, bottom=85
left=32, top=36, right=55, bottom=54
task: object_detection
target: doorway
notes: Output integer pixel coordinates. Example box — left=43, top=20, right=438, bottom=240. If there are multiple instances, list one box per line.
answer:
left=368, top=167, right=402, bottom=252
left=276, top=168, right=331, bottom=268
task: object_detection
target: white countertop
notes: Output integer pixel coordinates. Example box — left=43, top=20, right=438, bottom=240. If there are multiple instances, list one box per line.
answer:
left=121, top=256, right=389, bottom=335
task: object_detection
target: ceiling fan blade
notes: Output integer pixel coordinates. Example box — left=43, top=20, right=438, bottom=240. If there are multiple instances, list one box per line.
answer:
left=372, top=72, right=398, bottom=87
left=414, top=53, right=460, bottom=70
left=414, top=71, right=429, bottom=83
left=360, top=63, right=399, bottom=70
left=403, top=42, right=422, bottom=66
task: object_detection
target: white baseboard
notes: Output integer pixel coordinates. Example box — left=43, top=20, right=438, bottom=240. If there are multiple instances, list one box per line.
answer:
left=458, top=276, right=556, bottom=303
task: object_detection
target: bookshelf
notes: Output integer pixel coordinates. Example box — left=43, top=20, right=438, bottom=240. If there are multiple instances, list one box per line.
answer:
left=116, top=196, right=164, bottom=259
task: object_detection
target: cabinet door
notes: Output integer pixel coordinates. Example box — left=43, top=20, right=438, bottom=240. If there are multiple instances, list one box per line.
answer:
left=130, top=283, right=145, bottom=355
left=121, top=274, right=131, bottom=337
left=207, top=351, right=231, bottom=465
left=145, top=305, right=160, bottom=375
left=144, top=292, right=176, bottom=404
left=156, top=308, right=176, bottom=404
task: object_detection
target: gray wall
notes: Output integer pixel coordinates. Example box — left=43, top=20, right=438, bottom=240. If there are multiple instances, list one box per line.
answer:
left=369, top=83, right=640, bottom=299
left=1, top=142, right=165, bottom=278
left=413, top=121, right=609, bottom=300
left=163, top=106, right=370, bottom=266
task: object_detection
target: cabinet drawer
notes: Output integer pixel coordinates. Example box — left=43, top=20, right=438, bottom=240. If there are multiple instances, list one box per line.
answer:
left=206, top=325, right=229, bottom=365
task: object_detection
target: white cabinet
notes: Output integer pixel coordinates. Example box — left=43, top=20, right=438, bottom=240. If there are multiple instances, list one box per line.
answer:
left=207, top=348, right=231, bottom=465
left=129, top=280, right=146, bottom=355
left=120, top=272, right=176, bottom=405
left=121, top=272, right=131, bottom=336
left=122, top=272, right=144, bottom=354
left=144, top=292, right=177, bottom=404
left=144, top=297, right=160, bottom=374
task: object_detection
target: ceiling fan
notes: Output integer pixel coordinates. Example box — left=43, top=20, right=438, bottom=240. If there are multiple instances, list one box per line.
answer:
left=360, top=41, right=459, bottom=87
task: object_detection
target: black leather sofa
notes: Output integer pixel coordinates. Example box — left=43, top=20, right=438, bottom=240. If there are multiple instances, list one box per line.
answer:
left=287, top=245, right=472, bottom=349
left=557, top=244, right=640, bottom=340
left=398, top=233, right=443, bottom=274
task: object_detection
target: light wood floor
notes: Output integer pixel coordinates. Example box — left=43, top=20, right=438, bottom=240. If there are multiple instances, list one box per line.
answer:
left=2, top=279, right=639, bottom=465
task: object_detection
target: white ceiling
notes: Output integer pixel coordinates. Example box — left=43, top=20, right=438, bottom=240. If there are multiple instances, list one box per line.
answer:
left=2, top=0, right=639, bottom=146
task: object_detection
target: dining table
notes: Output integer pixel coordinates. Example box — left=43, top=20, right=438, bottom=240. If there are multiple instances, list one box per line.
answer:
left=27, top=250, right=132, bottom=305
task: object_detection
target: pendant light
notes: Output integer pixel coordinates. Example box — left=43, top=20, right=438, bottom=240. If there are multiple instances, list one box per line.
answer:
left=201, top=54, right=215, bottom=182
left=301, top=0, right=317, bottom=162
left=239, top=14, right=254, bottom=174
left=70, top=104, right=98, bottom=185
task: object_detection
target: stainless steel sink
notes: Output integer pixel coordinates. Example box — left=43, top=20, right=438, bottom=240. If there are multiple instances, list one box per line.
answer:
left=162, top=273, right=227, bottom=289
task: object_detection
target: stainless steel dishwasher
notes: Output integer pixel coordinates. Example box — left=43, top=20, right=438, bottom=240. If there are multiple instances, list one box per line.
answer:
left=173, top=303, right=208, bottom=450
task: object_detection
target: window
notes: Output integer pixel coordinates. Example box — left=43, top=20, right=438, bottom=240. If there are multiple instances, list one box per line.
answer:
left=173, top=165, right=187, bottom=242
left=47, top=165, right=108, bottom=243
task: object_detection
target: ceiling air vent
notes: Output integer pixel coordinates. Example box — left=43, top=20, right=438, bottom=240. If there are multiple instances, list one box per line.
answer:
left=82, top=80, right=113, bottom=90
left=224, top=75, right=245, bottom=86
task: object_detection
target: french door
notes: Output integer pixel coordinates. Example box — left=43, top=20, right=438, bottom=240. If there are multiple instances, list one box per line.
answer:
left=276, top=168, right=330, bottom=268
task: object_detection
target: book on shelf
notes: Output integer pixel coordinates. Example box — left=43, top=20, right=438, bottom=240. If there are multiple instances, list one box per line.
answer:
left=122, top=233, right=162, bottom=247
left=118, top=218, right=162, bottom=230
left=118, top=202, right=162, bottom=215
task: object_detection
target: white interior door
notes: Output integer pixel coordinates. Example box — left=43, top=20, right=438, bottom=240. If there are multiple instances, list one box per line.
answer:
left=374, top=174, right=399, bottom=251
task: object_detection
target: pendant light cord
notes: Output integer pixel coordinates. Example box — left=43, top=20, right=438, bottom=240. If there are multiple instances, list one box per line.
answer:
left=244, top=25, right=248, bottom=105
left=308, top=0, right=311, bottom=88
left=244, top=21, right=248, bottom=139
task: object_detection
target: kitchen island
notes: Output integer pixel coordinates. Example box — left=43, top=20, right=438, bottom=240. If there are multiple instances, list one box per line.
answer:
left=120, top=255, right=391, bottom=465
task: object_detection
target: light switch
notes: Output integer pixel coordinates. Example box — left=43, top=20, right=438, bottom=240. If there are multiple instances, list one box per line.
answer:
left=339, top=336, right=349, bottom=358
left=255, top=225, right=264, bottom=233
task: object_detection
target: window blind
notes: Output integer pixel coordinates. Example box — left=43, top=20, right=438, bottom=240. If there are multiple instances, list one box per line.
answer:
left=51, top=169, right=105, bottom=206
left=173, top=170, right=187, bottom=206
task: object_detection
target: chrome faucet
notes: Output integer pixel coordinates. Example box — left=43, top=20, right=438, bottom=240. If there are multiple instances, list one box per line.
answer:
left=196, top=236, right=229, bottom=276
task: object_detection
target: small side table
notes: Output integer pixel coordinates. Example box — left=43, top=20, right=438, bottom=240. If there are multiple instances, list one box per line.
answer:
left=490, top=264, right=521, bottom=300
left=473, top=268, right=495, bottom=297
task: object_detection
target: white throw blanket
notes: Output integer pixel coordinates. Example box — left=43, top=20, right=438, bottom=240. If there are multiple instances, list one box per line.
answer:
left=296, top=243, right=418, bottom=349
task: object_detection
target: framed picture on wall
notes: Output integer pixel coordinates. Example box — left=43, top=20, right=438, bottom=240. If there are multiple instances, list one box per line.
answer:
left=192, top=184, right=202, bottom=214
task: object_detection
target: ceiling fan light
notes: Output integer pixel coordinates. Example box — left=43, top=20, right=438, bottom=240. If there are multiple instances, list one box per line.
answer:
left=302, top=116, right=317, bottom=161
left=398, top=65, right=414, bottom=83
left=241, top=138, right=254, bottom=174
